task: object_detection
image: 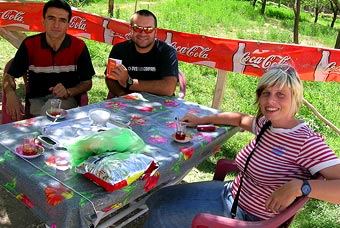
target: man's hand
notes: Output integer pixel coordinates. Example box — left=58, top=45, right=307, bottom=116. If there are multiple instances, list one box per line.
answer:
left=5, top=90, right=25, bottom=121
left=111, top=64, right=129, bottom=88
left=49, top=83, right=68, bottom=98
left=3, top=73, right=25, bottom=120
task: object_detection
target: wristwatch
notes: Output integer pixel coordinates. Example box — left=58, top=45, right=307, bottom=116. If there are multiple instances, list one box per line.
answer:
left=126, top=76, right=133, bottom=90
left=301, top=180, right=311, bottom=196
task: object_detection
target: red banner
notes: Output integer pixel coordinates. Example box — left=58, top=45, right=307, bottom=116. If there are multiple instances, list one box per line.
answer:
left=1, top=1, right=339, bottom=82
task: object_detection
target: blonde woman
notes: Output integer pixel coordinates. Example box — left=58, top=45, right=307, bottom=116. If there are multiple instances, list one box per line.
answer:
left=145, top=64, right=340, bottom=228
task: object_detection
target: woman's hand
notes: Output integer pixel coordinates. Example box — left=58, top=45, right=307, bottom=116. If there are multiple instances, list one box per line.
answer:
left=180, top=113, right=203, bottom=127
left=265, top=179, right=302, bottom=214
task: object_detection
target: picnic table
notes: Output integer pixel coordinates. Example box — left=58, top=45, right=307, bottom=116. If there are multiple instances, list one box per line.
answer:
left=0, top=92, right=239, bottom=227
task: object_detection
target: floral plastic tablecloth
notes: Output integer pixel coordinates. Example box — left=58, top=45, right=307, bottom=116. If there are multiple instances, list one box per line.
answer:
left=0, top=92, right=239, bottom=228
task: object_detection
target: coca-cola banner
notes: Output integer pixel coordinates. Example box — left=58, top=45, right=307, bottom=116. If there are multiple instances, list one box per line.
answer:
left=1, top=1, right=339, bottom=82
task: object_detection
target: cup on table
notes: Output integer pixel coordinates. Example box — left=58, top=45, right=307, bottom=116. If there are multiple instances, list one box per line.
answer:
left=54, top=148, right=73, bottom=180
left=53, top=146, right=71, bottom=171
left=50, top=99, right=62, bottom=116
left=89, top=108, right=111, bottom=127
left=22, top=134, right=38, bottom=155
left=175, top=121, right=187, bottom=140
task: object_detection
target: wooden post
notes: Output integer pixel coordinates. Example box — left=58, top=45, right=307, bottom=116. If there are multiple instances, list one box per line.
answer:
left=134, top=0, right=138, bottom=12
left=303, top=98, right=340, bottom=135
left=0, top=28, right=27, bottom=49
left=211, top=70, right=227, bottom=109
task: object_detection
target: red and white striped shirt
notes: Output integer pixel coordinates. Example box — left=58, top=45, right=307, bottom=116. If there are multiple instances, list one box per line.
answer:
left=232, top=117, right=340, bottom=220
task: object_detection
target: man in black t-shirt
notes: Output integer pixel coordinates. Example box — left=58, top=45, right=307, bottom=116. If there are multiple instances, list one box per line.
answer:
left=105, top=9, right=178, bottom=97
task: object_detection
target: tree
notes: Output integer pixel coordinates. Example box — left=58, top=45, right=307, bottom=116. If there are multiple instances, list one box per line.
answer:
left=261, top=0, right=267, bottom=15
left=314, top=0, right=320, bottom=23
left=293, top=0, right=301, bottom=44
left=252, top=0, right=257, bottom=7
left=330, top=0, right=340, bottom=48
left=330, top=1, right=339, bottom=28
left=108, top=0, right=114, bottom=17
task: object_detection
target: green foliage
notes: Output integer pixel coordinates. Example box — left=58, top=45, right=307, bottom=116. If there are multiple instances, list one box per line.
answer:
left=266, top=5, right=295, bottom=20
left=265, top=4, right=309, bottom=21
left=65, top=0, right=91, bottom=8
left=292, top=200, right=340, bottom=228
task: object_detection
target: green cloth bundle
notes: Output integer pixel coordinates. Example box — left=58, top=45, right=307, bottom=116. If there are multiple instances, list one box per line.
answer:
left=65, top=128, right=146, bottom=166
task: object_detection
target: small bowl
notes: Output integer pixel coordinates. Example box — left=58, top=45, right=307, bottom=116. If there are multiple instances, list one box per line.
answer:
left=89, top=108, right=111, bottom=126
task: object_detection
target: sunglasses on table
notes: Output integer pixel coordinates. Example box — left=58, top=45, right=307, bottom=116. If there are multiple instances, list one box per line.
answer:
left=131, top=24, right=156, bottom=34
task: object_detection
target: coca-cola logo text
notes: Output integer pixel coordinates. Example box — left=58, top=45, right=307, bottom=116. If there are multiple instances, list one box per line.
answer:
left=0, top=10, right=25, bottom=23
left=171, top=42, right=211, bottom=59
left=240, top=52, right=291, bottom=69
left=69, top=16, right=87, bottom=31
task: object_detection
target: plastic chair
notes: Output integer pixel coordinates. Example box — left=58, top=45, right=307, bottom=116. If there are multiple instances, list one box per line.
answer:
left=1, top=59, right=89, bottom=124
left=191, top=159, right=322, bottom=228
left=106, top=69, right=187, bottom=99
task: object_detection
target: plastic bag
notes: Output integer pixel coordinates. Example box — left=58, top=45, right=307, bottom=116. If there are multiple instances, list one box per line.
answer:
left=76, top=152, right=157, bottom=192
left=65, top=128, right=146, bottom=166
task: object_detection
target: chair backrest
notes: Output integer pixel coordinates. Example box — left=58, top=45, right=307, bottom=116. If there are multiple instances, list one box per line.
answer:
left=192, top=158, right=321, bottom=228
left=106, top=69, right=187, bottom=99
left=1, top=59, right=88, bottom=124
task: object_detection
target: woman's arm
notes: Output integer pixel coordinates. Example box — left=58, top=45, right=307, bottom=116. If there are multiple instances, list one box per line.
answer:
left=265, top=164, right=340, bottom=213
left=309, top=164, right=340, bottom=204
left=180, top=112, right=255, bottom=132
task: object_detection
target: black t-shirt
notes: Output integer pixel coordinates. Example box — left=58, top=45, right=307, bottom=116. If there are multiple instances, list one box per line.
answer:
left=107, top=39, right=178, bottom=80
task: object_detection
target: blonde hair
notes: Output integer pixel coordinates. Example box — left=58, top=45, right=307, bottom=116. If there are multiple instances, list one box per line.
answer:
left=254, top=64, right=303, bottom=120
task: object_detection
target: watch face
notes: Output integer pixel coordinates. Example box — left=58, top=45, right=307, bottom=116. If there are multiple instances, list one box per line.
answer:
left=302, top=181, right=311, bottom=195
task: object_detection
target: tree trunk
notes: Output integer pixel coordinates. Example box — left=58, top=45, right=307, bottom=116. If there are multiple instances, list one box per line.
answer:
left=261, top=0, right=267, bottom=15
left=331, top=10, right=338, bottom=28
left=330, top=0, right=340, bottom=47
left=314, top=0, right=319, bottom=23
left=252, top=0, right=257, bottom=7
left=330, top=2, right=338, bottom=28
left=108, top=0, right=114, bottom=17
left=335, top=30, right=340, bottom=49
left=293, top=0, right=301, bottom=44
left=331, top=0, right=340, bottom=9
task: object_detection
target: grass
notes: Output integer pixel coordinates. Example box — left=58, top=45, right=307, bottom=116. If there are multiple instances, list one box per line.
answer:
left=1, top=0, right=340, bottom=227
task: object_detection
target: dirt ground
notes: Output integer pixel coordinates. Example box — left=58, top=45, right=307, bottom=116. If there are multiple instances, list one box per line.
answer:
left=0, top=185, right=147, bottom=228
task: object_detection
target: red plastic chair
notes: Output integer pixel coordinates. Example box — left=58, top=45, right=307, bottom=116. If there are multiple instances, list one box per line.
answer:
left=106, top=68, right=187, bottom=99
left=192, top=159, right=322, bottom=228
left=2, top=59, right=89, bottom=124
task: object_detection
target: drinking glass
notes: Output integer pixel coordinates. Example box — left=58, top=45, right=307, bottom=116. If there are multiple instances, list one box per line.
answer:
left=175, top=121, right=187, bottom=140
left=50, top=99, right=62, bottom=116
left=22, top=134, right=37, bottom=155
